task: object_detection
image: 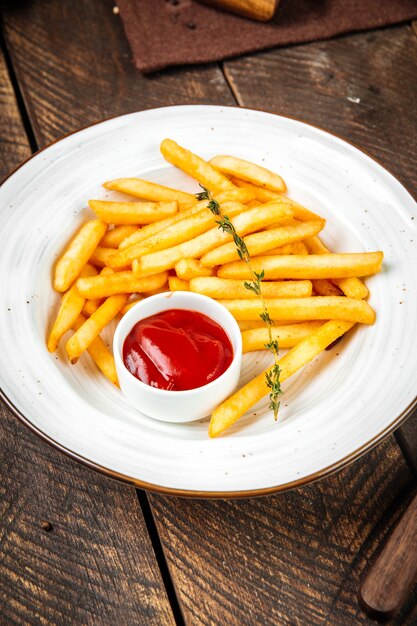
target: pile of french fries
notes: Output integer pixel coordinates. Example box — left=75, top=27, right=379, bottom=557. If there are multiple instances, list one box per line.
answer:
left=48, top=138, right=383, bottom=437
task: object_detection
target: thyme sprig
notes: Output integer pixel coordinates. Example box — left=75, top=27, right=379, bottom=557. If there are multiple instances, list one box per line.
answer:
left=196, top=185, right=282, bottom=418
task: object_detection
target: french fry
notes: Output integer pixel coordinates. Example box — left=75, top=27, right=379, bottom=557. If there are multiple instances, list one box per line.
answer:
left=81, top=266, right=114, bottom=315
left=238, top=320, right=307, bottom=330
left=238, top=320, right=265, bottom=331
left=305, top=236, right=369, bottom=299
left=210, top=155, right=286, bottom=193
left=160, top=139, right=234, bottom=192
left=312, top=279, right=343, bottom=297
left=168, top=276, right=190, bottom=291
left=66, top=294, right=128, bottom=363
left=76, top=271, right=169, bottom=299
left=134, top=201, right=294, bottom=276
left=219, top=296, right=375, bottom=324
left=254, top=241, right=309, bottom=256
left=108, top=201, right=249, bottom=269
left=118, top=187, right=255, bottom=251
left=143, top=283, right=169, bottom=297
left=231, top=178, right=320, bottom=221
left=175, top=259, right=216, bottom=280
left=189, top=277, right=313, bottom=299
left=82, top=299, right=101, bottom=317
left=246, top=200, right=261, bottom=208
left=103, top=177, right=196, bottom=207
left=72, top=314, right=118, bottom=386
left=54, top=219, right=107, bottom=292
left=242, top=322, right=324, bottom=352
left=100, top=225, right=139, bottom=248
left=209, top=320, right=354, bottom=437
left=47, top=265, right=98, bottom=352
left=200, top=219, right=325, bottom=267
left=89, top=200, right=178, bottom=225
left=218, top=252, right=383, bottom=280
left=89, top=246, right=120, bottom=268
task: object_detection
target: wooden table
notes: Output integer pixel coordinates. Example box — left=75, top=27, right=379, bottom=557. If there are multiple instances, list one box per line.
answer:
left=1, top=2, right=416, bottom=624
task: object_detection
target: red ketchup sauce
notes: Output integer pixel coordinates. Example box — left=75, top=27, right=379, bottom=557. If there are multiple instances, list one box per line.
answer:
left=123, top=309, right=233, bottom=391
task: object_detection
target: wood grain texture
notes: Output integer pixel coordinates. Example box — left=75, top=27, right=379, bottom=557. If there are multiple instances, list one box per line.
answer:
left=150, top=440, right=417, bottom=625
left=1, top=0, right=234, bottom=148
left=0, top=404, right=175, bottom=625
left=0, top=49, right=30, bottom=181
left=223, top=25, right=417, bottom=197
left=396, top=409, right=417, bottom=476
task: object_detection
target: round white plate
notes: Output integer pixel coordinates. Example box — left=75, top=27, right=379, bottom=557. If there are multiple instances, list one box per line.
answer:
left=1, top=105, right=416, bottom=497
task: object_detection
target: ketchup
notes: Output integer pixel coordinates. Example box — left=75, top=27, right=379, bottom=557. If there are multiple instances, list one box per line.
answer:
left=123, top=309, right=233, bottom=391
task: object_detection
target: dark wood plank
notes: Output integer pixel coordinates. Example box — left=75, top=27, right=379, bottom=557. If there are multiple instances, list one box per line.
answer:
left=0, top=48, right=30, bottom=181
left=396, top=409, right=417, bottom=476
left=0, top=40, right=175, bottom=626
left=150, top=440, right=417, bottom=625
left=2, top=0, right=234, bottom=148
left=2, top=2, right=416, bottom=625
left=0, top=404, right=175, bottom=625
left=223, top=25, right=417, bottom=197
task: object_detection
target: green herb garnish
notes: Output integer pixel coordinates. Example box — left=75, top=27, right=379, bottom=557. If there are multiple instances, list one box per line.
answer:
left=196, top=185, right=282, bottom=418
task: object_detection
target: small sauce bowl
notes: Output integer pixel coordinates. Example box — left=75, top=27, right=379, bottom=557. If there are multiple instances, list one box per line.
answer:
left=113, top=291, right=242, bottom=422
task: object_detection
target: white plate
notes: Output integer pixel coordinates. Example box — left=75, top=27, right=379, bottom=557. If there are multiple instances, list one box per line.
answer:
left=1, top=105, right=416, bottom=497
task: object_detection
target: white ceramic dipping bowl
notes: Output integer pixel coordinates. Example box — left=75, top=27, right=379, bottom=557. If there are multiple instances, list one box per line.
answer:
left=113, top=291, right=242, bottom=422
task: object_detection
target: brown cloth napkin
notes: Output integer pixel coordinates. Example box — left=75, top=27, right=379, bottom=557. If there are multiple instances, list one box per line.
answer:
left=116, top=0, right=417, bottom=73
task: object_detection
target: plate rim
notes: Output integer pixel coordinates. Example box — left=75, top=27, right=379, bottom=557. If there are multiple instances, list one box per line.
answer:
left=1, top=104, right=416, bottom=498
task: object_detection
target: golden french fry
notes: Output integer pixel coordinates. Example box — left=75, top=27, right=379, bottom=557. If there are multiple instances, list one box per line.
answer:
left=168, top=276, right=190, bottom=291
left=210, top=155, right=286, bottom=193
left=47, top=265, right=98, bottom=352
left=72, top=314, right=118, bottom=386
left=189, top=277, right=313, bottom=299
left=231, top=178, right=320, bottom=221
left=89, top=246, right=120, bottom=268
left=255, top=241, right=309, bottom=256
left=160, top=139, right=234, bottom=192
left=239, top=320, right=310, bottom=330
left=76, top=270, right=168, bottom=299
left=218, top=252, right=383, bottom=280
left=219, top=296, right=375, bottom=324
left=209, top=320, right=354, bottom=437
left=143, top=283, right=169, bottom=297
left=135, top=201, right=294, bottom=276
left=175, top=258, right=216, bottom=280
left=108, top=201, right=248, bottom=269
left=100, top=225, right=138, bottom=248
left=103, top=177, right=196, bottom=207
left=118, top=187, right=255, bottom=250
left=121, top=296, right=144, bottom=315
left=82, top=299, right=101, bottom=317
left=66, top=294, right=128, bottom=363
left=54, top=219, right=107, bottom=292
left=305, top=236, right=369, bottom=299
left=89, top=200, right=178, bottom=225
left=238, top=320, right=265, bottom=331
left=312, top=279, right=343, bottom=297
left=242, top=322, right=324, bottom=353
left=200, top=219, right=324, bottom=267
left=82, top=266, right=115, bottom=313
